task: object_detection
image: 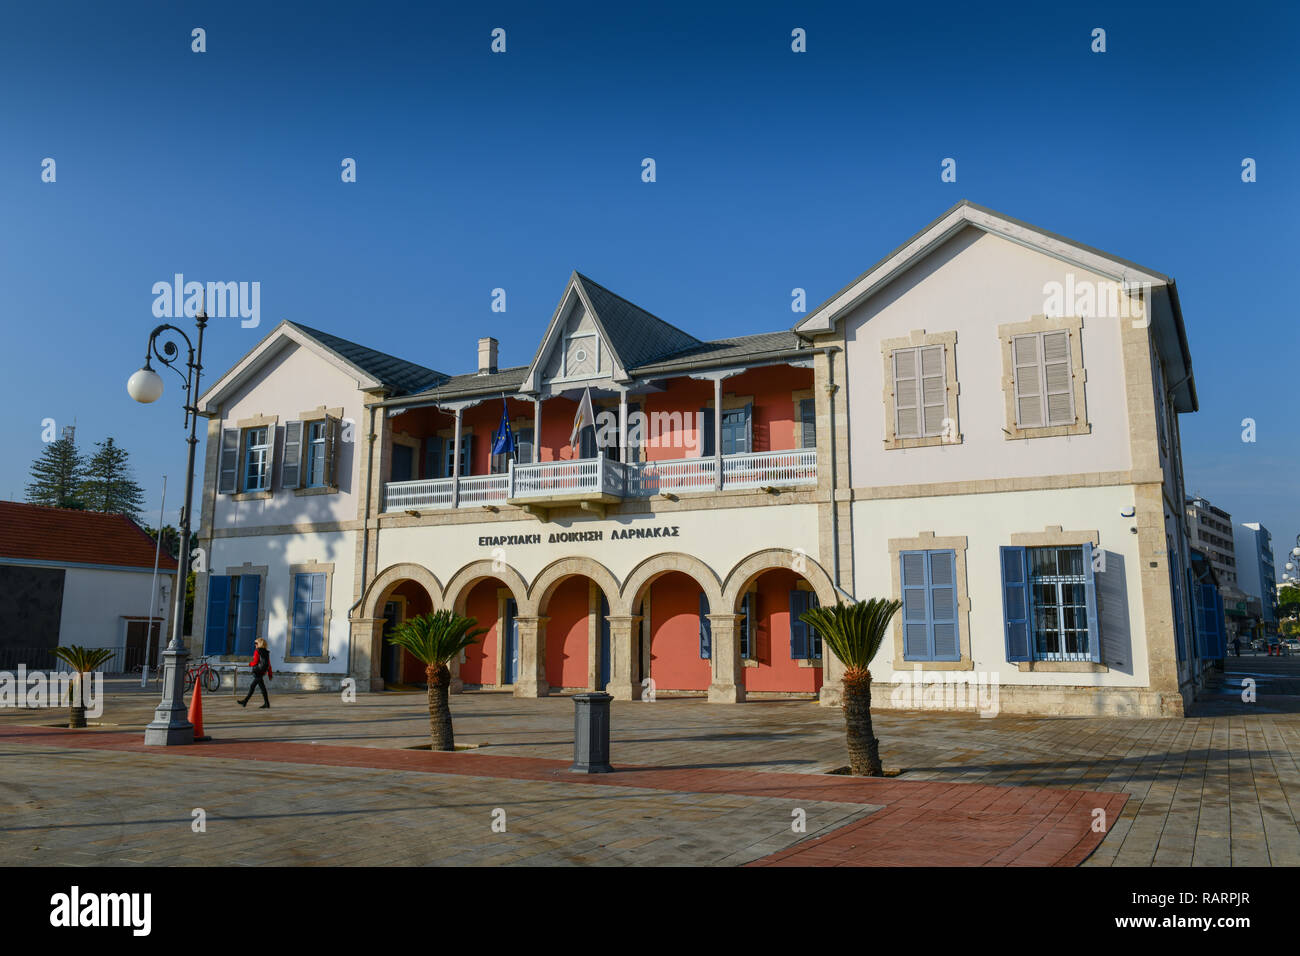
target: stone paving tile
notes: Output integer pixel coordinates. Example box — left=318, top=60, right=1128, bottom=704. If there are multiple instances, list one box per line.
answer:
left=4, top=654, right=1300, bottom=865
left=0, top=745, right=876, bottom=867
left=1, top=727, right=1118, bottom=866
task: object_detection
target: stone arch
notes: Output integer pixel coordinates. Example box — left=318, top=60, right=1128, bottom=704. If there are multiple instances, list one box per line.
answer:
left=618, top=552, right=724, bottom=617
left=721, top=548, right=838, bottom=613
left=443, top=559, right=529, bottom=615
left=525, top=555, right=621, bottom=616
left=361, top=562, right=443, bottom=619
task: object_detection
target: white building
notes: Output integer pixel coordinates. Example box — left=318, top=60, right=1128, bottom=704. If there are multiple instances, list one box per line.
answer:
left=0, top=501, right=175, bottom=671
left=190, top=201, right=1209, bottom=716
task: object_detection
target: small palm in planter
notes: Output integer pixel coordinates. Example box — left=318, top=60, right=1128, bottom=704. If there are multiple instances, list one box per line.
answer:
left=51, top=645, right=114, bottom=728
left=387, top=610, right=487, bottom=752
left=800, top=599, right=901, bottom=776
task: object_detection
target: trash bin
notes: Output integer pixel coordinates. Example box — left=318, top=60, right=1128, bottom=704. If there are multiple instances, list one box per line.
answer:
left=570, top=692, right=614, bottom=774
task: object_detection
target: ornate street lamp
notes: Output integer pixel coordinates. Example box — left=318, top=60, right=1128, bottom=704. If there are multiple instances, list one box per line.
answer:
left=128, top=307, right=208, bottom=745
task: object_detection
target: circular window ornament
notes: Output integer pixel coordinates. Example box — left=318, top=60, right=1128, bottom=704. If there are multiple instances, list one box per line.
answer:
left=575, top=348, right=588, bottom=363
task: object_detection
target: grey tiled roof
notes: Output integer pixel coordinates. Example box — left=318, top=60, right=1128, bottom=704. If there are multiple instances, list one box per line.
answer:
left=416, top=366, right=529, bottom=399
left=574, top=273, right=703, bottom=369
left=289, top=322, right=446, bottom=395
left=630, top=330, right=808, bottom=376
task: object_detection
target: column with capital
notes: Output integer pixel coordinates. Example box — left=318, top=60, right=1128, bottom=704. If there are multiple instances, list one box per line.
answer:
left=513, top=615, right=550, bottom=698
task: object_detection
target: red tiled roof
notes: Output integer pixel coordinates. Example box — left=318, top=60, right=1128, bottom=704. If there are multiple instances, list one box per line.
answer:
left=0, top=501, right=178, bottom=571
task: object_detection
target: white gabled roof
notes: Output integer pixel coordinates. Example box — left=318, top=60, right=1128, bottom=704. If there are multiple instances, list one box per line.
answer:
left=796, top=200, right=1196, bottom=411
left=198, top=321, right=384, bottom=414
left=797, top=200, right=1171, bottom=334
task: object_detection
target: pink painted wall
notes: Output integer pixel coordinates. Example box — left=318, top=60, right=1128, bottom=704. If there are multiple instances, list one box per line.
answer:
left=545, top=577, right=590, bottom=690
left=649, top=572, right=710, bottom=691
left=461, top=579, right=501, bottom=686
left=390, top=581, right=432, bottom=683
left=742, top=569, right=823, bottom=694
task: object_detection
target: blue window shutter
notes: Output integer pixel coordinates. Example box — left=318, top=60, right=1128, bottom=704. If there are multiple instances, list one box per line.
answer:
left=807, top=591, right=822, bottom=658
left=461, top=434, right=473, bottom=476
left=929, top=550, right=959, bottom=661
left=739, top=593, right=751, bottom=658
left=291, top=573, right=312, bottom=657
left=741, top=404, right=753, bottom=453
left=701, top=407, right=714, bottom=458
left=789, top=590, right=809, bottom=659
left=424, top=437, right=441, bottom=479
left=310, top=572, right=326, bottom=657
left=1001, top=547, right=1032, bottom=662
left=204, top=575, right=230, bottom=655
left=901, top=551, right=932, bottom=660
left=235, top=574, right=260, bottom=656
left=1082, top=542, right=1101, bottom=662
left=698, top=591, right=712, bottom=659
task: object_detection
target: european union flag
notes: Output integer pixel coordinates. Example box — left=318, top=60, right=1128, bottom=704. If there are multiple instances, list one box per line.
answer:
left=491, top=397, right=515, bottom=456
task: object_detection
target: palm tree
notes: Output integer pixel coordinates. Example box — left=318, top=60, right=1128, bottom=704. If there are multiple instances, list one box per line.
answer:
left=387, top=610, right=487, bottom=751
left=51, top=645, right=115, bottom=728
left=800, top=599, right=901, bottom=776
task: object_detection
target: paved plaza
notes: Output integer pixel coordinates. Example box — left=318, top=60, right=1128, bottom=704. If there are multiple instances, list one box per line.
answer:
left=1, top=655, right=1298, bottom=866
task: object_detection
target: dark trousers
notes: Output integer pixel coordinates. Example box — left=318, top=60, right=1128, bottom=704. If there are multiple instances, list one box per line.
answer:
left=242, top=670, right=270, bottom=706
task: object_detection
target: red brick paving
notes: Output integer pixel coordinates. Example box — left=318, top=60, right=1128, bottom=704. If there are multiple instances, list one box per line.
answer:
left=1, top=724, right=1126, bottom=866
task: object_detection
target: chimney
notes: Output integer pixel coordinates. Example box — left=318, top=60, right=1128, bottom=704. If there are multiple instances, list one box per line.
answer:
left=477, top=337, right=499, bottom=375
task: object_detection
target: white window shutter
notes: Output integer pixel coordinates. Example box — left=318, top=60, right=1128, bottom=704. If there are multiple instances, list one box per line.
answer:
left=218, top=428, right=239, bottom=494
left=893, top=348, right=920, bottom=437
left=1013, top=335, right=1043, bottom=427
left=1042, top=331, right=1073, bottom=425
left=282, top=421, right=303, bottom=490
left=325, top=416, right=341, bottom=486
left=920, top=345, right=946, bottom=436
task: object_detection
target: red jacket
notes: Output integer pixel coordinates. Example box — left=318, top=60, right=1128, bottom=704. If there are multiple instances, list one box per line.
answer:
left=250, top=648, right=273, bottom=678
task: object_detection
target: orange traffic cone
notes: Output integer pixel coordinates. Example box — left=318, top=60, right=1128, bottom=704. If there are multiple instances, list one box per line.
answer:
left=188, top=679, right=212, bottom=742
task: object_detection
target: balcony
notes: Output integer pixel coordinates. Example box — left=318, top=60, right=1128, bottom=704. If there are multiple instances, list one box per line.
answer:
left=381, top=448, right=817, bottom=516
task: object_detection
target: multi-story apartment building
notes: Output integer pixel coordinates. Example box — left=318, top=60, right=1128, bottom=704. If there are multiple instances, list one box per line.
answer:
left=1185, top=496, right=1238, bottom=590
left=191, top=201, right=1207, bottom=717
left=1234, top=522, right=1279, bottom=634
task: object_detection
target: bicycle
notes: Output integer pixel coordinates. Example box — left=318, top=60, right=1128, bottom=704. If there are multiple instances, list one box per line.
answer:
left=184, top=656, right=222, bottom=693
left=132, top=663, right=162, bottom=686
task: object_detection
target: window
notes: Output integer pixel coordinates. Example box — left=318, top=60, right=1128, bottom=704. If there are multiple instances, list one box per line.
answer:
left=893, top=346, right=947, bottom=439
left=789, top=589, right=821, bottom=660
left=899, top=550, right=959, bottom=661
left=306, top=421, right=328, bottom=486
left=280, top=415, right=339, bottom=491
left=1012, top=332, right=1074, bottom=428
left=203, top=573, right=260, bottom=656
left=1027, top=547, right=1090, bottom=660
left=242, top=427, right=271, bottom=491
left=391, top=443, right=414, bottom=482
left=798, top=398, right=817, bottom=449
left=290, top=572, right=327, bottom=658
left=442, top=434, right=473, bottom=477
left=702, top=405, right=752, bottom=456
left=1001, top=543, right=1099, bottom=663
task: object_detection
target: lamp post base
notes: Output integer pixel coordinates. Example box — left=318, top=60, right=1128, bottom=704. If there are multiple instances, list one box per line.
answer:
left=143, top=644, right=194, bottom=746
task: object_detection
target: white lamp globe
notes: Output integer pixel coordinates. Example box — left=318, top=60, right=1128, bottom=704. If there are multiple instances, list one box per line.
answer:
left=127, top=367, right=164, bottom=403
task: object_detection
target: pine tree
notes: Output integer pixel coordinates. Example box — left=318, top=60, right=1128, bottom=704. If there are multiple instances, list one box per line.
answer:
left=25, top=435, right=86, bottom=509
left=80, top=437, right=146, bottom=520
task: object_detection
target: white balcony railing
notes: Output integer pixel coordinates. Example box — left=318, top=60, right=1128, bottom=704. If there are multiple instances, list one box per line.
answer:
left=383, top=477, right=454, bottom=512
left=381, top=448, right=817, bottom=512
left=720, top=449, right=818, bottom=490
left=624, top=456, right=717, bottom=496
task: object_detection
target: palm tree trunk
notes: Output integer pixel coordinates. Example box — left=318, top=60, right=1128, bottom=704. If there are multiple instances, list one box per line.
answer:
left=842, top=670, right=883, bottom=776
left=426, top=663, right=455, bottom=751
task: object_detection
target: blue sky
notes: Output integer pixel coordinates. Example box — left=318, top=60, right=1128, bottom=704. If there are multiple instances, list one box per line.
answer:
left=1, top=1, right=1296, bottom=578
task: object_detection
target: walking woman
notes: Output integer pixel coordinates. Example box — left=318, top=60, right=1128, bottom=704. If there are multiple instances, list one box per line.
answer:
left=238, top=637, right=273, bottom=708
